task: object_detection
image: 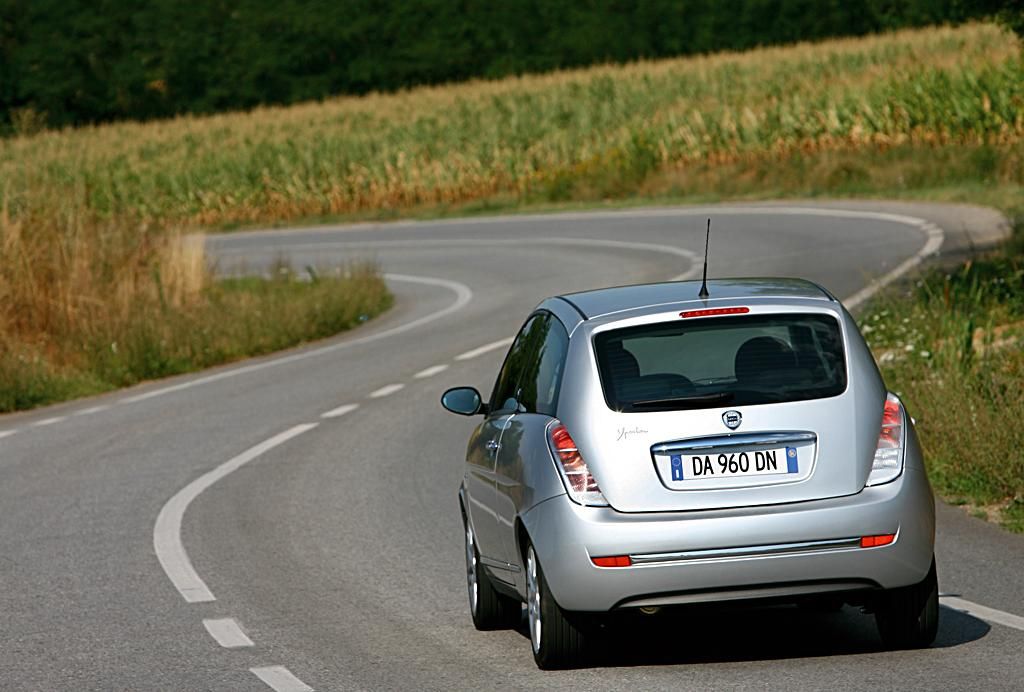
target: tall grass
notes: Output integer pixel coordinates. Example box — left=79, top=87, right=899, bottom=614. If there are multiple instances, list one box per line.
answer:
left=862, top=222, right=1024, bottom=532
left=0, top=194, right=390, bottom=412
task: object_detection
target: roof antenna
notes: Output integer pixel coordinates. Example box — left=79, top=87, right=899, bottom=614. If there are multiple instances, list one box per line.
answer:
left=698, top=218, right=711, bottom=299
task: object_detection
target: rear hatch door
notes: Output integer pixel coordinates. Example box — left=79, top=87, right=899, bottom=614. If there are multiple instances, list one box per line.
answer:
left=562, top=304, right=883, bottom=513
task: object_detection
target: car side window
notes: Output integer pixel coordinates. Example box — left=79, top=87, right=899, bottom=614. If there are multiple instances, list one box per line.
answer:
left=489, top=315, right=542, bottom=414
left=517, top=315, right=570, bottom=417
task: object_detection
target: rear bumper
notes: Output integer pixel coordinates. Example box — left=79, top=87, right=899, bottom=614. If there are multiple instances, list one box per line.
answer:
left=520, top=465, right=935, bottom=612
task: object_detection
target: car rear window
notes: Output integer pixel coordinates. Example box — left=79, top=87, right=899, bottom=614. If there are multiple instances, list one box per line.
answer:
left=593, top=313, right=846, bottom=412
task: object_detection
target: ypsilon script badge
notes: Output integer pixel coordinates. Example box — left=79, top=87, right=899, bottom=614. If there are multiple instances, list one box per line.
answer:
left=722, top=410, right=742, bottom=430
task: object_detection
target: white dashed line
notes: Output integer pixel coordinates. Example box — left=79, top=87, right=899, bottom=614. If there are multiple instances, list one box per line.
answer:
left=369, top=383, right=405, bottom=398
left=414, top=364, right=449, bottom=378
left=202, top=618, right=254, bottom=648
left=455, top=337, right=514, bottom=361
left=321, top=403, right=359, bottom=419
left=154, top=422, right=319, bottom=603
left=74, top=404, right=110, bottom=416
left=941, top=596, right=1024, bottom=632
left=0, top=430, right=17, bottom=439
left=31, top=416, right=66, bottom=427
left=251, top=666, right=314, bottom=692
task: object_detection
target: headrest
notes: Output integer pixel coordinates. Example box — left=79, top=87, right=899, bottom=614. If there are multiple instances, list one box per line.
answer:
left=606, top=341, right=640, bottom=378
left=734, top=336, right=797, bottom=382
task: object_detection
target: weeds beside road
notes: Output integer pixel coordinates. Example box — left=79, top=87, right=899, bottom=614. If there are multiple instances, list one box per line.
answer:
left=0, top=211, right=390, bottom=411
left=863, top=220, right=1024, bottom=533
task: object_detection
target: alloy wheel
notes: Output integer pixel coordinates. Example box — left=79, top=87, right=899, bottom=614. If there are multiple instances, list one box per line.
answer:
left=527, top=546, right=542, bottom=653
left=465, top=524, right=478, bottom=615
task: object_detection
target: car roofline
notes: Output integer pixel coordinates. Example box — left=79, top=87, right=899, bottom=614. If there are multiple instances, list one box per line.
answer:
left=554, top=277, right=838, bottom=322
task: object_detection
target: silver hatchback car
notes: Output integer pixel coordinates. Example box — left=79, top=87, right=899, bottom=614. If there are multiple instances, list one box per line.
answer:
left=442, top=278, right=937, bottom=669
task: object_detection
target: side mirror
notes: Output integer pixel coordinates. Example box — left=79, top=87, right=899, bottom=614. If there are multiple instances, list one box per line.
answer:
left=441, top=387, right=486, bottom=416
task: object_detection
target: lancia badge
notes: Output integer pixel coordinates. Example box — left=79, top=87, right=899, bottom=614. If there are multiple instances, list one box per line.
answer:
left=722, top=410, right=742, bottom=430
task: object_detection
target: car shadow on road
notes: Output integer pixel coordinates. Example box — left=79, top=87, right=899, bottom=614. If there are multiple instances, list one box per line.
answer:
left=514, top=602, right=989, bottom=668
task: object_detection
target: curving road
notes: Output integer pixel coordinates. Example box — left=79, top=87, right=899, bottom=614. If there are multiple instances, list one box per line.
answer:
left=1, top=201, right=1021, bottom=691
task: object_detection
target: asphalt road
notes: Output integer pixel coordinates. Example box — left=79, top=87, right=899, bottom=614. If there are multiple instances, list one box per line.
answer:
left=1, top=202, right=1021, bottom=691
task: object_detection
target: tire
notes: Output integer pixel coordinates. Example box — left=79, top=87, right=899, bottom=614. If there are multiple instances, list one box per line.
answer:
left=526, top=544, right=588, bottom=669
left=875, top=557, right=939, bottom=649
left=464, top=518, right=519, bottom=630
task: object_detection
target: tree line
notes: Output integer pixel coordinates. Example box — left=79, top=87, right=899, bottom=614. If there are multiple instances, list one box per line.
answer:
left=0, top=0, right=1012, bottom=132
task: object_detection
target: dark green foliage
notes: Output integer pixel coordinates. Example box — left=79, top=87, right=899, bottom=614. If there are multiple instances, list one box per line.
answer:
left=963, top=0, right=1024, bottom=36
left=0, top=0, right=1002, bottom=130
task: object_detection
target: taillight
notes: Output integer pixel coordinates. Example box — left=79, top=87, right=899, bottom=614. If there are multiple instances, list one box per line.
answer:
left=548, top=422, right=608, bottom=506
left=867, top=393, right=905, bottom=486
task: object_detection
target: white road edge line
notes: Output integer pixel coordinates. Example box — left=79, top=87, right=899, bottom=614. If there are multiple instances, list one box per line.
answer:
left=214, top=202, right=970, bottom=236
left=74, top=404, right=111, bottom=416
left=222, top=208, right=942, bottom=308
left=369, top=383, right=405, bottom=398
left=251, top=666, right=314, bottom=692
left=844, top=220, right=944, bottom=310
left=230, top=237, right=704, bottom=282
left=414, top=364, right=449, bottom=378
left=122, top=273, right=472, bottom=405
left=941, top=596, right=1024, bottom=632
left=31, top=416, right=66, bottom=427
left=154, top=422, right=319, bottom=603
left=202, top=618, right=255, bottom=648
left=321, top=403, right=359, bottom=419
left=455, top=338, right=514, bottom=361
left=0, top=429, right=17, bottom=439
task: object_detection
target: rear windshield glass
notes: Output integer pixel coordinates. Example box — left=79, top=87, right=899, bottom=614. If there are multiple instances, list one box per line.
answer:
left=594, top=313, right=846, bottom=412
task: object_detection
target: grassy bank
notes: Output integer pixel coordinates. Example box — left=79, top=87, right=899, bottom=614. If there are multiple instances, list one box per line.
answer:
left=862, top=221, right=1024, bottom=533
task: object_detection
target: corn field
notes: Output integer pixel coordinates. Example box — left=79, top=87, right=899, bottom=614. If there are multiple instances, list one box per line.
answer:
left=2, top=23, right=1020, bottom=228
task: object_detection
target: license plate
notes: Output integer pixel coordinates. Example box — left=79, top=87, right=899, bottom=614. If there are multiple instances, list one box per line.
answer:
left=670, top=446, right=798, bottom=481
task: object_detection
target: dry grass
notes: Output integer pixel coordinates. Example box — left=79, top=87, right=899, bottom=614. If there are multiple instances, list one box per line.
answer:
left=0, top=197, right=391, bottom=411
left=0, top=206, right=203, bottom=349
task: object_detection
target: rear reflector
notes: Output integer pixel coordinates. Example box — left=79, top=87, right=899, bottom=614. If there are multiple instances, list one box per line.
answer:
left=591, top=555, right=632, bottom=568
left=860, top=534, right=896, bottom=548
left=679, top=307, right=750, bottom=318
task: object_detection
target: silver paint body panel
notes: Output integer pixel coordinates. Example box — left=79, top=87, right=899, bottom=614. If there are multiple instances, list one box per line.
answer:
left=457, top=278, right=935, bottom=610
left=521, top=437, right=934, bottom=611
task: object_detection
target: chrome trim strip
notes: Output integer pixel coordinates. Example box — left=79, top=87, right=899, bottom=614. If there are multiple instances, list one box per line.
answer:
left=480, top=555, right=522, bottom=573
left=630, top=537, right=861, bottom=565
left=652, top=431, right=816, bottom=454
